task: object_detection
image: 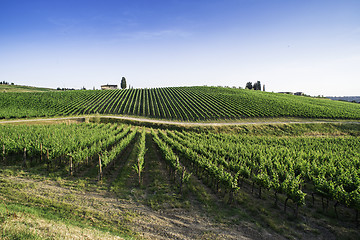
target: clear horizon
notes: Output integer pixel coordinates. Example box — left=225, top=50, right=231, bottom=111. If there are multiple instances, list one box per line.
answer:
left=1, top=0, right=360, bottom=96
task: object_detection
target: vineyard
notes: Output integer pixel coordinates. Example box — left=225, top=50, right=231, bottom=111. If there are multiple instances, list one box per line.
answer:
left=1, top=121, right=360, bottom=239
left=0, top=123, right=137, bottom=177
left=1, top=86, right=360, bottom=120
left=155, top=129, right=360, bottom=216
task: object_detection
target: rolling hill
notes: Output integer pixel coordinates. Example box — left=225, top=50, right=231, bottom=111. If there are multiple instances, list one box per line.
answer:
left=1, top=86, right=360, bottom=120
left=0, top=84, right=54, bottom=93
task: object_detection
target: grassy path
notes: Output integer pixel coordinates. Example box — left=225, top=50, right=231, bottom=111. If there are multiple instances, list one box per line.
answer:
left=1, top=115, right=359, bottom=126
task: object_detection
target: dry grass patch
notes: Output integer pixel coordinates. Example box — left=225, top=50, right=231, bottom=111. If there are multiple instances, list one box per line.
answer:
left=1, top=213, right=124, bottom=240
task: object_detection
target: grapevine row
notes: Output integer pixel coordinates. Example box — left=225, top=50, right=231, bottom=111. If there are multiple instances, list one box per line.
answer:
left=166, top=129, right=360, bottom=216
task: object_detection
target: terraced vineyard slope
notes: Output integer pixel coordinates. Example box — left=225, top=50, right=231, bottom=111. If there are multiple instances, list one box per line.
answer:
left=1, top=86, right=360, bottom=120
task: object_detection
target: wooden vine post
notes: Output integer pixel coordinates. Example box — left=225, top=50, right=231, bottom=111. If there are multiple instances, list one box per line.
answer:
left=179, top=167, right=185, bottom=194
left=46, top=149, right=50, bottom=171
left=2, top=145, right=5, bottom=164
left=40, top=143, right=43, bottom=163
left=69, top=156, right=73, bottom=176
left=98, top=154, right=103, bottom=181
left=23, top=147, right=27, bottom=167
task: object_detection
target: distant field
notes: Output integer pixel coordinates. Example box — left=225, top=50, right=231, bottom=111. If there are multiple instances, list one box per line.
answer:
left=1, top=86, right=360, bottom=120
left=0, top=84, right=54, bottom=93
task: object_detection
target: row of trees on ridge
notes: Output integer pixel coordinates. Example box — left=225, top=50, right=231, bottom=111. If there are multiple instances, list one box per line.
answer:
left=246, top=81, right=264, bottom=91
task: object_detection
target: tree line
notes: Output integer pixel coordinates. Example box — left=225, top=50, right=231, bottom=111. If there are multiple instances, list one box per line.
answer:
left=0, top=81, right=14, bottom=85
left=246, top=81, right=264, bottom=91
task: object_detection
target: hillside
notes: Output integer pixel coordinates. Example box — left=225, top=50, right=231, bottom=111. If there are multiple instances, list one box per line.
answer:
left=327, top=96, right=360, bottom=103
left=1, top=86, right=360, bottom=120
left=0, top=84, right=54, bottom=93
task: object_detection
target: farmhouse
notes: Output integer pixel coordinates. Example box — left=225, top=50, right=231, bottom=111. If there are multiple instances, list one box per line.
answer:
left=101, top=84, right=118, bottom=90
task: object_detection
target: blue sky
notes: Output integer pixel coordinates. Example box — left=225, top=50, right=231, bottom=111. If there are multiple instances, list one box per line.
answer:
left=1, top=0, right=359, bottom=96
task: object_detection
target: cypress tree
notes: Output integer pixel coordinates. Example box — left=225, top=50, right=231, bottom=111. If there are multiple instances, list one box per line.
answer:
left=121, top=77, right=127, bottom=89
